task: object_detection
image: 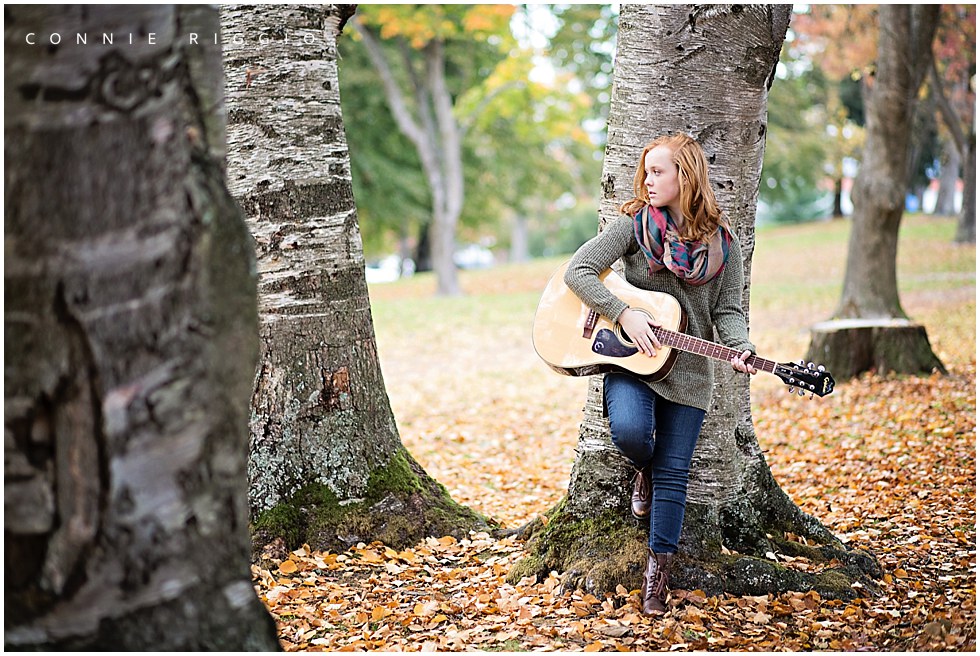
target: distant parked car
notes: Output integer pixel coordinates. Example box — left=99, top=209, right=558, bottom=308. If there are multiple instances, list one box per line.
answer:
left=364, top=254, right=403, bottom=283
left=454, top=244, right=494, bottom=269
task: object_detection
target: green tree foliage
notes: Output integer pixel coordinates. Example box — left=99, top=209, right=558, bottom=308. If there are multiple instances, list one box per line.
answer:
left=759, top=58, right=834, bottom=224
left=458, top=50, right=600, bottom=254
left=338, top=5, right=610, bottom=264
left=789, top=5, right=975, bottom=225
left=337, top=37, right=431, bottom=256
left=541, top=4, right=618, bottom=129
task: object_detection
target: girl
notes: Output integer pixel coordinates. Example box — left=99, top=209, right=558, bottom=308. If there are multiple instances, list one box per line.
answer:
left=564, top=134, right=757, bottom=615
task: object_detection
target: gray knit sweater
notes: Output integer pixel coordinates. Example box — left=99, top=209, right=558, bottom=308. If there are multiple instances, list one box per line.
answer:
left=564, top=213, right=755, bottom=412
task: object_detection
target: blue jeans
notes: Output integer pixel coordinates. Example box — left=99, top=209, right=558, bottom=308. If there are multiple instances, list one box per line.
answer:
left=604, top=372, right=706, bottom=553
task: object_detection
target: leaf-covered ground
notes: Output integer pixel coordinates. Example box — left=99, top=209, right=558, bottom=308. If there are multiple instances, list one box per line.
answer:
left=252, top=216, right=975, bottom=651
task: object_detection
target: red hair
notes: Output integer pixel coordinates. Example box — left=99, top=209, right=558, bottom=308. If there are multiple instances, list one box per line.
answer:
left=620, top=134, right=726, bottom=242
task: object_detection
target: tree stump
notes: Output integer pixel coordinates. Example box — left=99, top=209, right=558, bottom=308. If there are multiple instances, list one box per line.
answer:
left=806, top=319, right=947, bottom=381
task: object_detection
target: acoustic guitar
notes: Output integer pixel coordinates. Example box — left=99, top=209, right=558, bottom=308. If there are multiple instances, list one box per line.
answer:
left=531, top=261, right=836, bottom=398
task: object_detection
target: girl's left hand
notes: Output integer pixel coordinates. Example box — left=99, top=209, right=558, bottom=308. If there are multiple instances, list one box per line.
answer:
left=731, top=350, right=758, bottom=375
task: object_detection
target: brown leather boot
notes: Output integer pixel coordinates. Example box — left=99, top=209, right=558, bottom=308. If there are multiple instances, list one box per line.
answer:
left=641, top=550, right=673, bottom=616
left=630, top=465, right=651, bottom=519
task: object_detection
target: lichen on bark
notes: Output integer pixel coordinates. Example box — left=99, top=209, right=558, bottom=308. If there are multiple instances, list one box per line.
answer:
left=507, top=498, right=648, bottom=593
left=512, top=483, right=880, bottom=601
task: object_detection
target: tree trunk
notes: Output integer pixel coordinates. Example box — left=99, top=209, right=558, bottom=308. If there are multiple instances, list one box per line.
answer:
left=806, top=6, right=943, bottom=377
left=415, top=220, right=433, bottom=272
left=221, top=5, right=483, bottom=556
left=510, top=212, right=530, bottom=263
left=929, top=52, right=977, bottom=243
left=956, top=135, right=976, bottom=243
left=511, top=4, right=880, bottom=600
left=351, top=20, right=463, bottom=296
left=4, top=5, right=279, bottom=649
left=809, top=319, right=946, bottom=379
left=832, top=177, right=845, bottom=218
left=934, top=136, right=961, bottom=216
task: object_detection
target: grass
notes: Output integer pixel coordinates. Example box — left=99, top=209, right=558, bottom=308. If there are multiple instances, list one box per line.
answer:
left=364, top=214, right=974, bottom=530
left=751, top=214, right=975, bottom=315
left=368, top=214, right=975, bottom=374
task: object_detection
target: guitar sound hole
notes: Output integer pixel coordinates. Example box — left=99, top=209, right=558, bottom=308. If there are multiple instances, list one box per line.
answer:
left=615, top=309, right=653, bottom=346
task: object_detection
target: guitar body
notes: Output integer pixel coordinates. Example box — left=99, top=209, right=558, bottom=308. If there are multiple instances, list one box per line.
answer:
left=532, top=261, right=687, bottom=380
left=533, top=261, right=837, bottom=397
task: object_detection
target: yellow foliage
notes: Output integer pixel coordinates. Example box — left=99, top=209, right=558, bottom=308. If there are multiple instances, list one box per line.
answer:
left=359, top=4, right=514, bottom=46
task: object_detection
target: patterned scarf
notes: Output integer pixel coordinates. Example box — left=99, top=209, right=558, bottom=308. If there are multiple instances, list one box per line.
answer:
left=633, top=204, right=732, bottom=285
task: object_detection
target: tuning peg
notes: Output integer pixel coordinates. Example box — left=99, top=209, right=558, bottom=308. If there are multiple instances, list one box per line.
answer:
left=798, top=389, right=805, bottom=396
left=817, top=365, right=826, bottom=372
left=807, top=362, right=816, bottom=370
left=809, top=393, right=815, bottom=400
left=787, top=386, right=795, bottom=394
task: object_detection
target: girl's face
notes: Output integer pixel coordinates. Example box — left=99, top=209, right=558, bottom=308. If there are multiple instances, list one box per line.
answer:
left=643, top=146, right=681, bottom=211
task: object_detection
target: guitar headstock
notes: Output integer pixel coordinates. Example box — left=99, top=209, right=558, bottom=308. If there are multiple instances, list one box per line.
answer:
left=774, top=360, right=836, bottom=398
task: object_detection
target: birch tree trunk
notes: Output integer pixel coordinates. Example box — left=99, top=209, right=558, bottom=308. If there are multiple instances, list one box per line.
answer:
left=806, top=6, right=945, bottom=379
left=4, top=5, right=278, bottom=649
left=512, top=4, right=879, bottom=599
left=221, top=5, right=483, bottom=555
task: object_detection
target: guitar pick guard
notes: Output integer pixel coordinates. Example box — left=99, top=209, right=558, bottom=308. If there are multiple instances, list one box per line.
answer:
left=592, top=328, right=639, bottom=357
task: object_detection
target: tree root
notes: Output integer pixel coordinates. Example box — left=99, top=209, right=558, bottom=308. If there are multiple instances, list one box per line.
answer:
left=509, top=494, right=882, bottom=601
left=250, top=447, right=488, bottom=556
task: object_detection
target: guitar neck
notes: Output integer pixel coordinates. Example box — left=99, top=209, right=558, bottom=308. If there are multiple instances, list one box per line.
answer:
left=653, top=327, right=777, bottom=374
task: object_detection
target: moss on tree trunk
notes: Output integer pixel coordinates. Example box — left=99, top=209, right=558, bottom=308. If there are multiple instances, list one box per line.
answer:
left=252, top=447, right=487, bottom=555
left=511, top=464, right=881, bottom=601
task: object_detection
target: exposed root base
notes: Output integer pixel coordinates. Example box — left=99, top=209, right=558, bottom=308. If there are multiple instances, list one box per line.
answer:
left=507, top=498, right=648, bottom=594
left=251, top=448, right=488, bottom=558
left=672, top=550, right=881, bottom=601
left=509, top=497, right=881, bottom=601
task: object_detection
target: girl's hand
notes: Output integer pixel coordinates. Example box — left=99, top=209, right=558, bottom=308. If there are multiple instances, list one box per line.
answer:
left=731, top=349, right=758, bottom=375
left=617, top=308, right=662, bottom=357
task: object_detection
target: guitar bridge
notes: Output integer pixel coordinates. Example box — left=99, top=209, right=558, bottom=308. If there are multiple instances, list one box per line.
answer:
left=583, top=310, right=599, bottom=339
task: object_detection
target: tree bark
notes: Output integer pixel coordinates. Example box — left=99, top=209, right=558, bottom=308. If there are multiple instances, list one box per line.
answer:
left=807, top=6, right=944, bottom=377
left=832, top=177, right=845, bottom=218
left=809, top=319, right=946, bottom=379
left=4, top=5, right=279, bottom=649
left=510, top=211, right=530, bottom=263
left=511, top=4, right=880, bottom=600
left=221, top=5, right=484, bottom=555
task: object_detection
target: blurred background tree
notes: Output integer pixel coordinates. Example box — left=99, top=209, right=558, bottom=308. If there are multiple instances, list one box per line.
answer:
left=787, top=5, right=974, bottom=233
left=930, top=5, right=976, bottom=242
left=346, top=5, right=517, bottom=294
left=338, top=4, right=616, bottom=286
left=338, top=5, right=973, bottom=266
